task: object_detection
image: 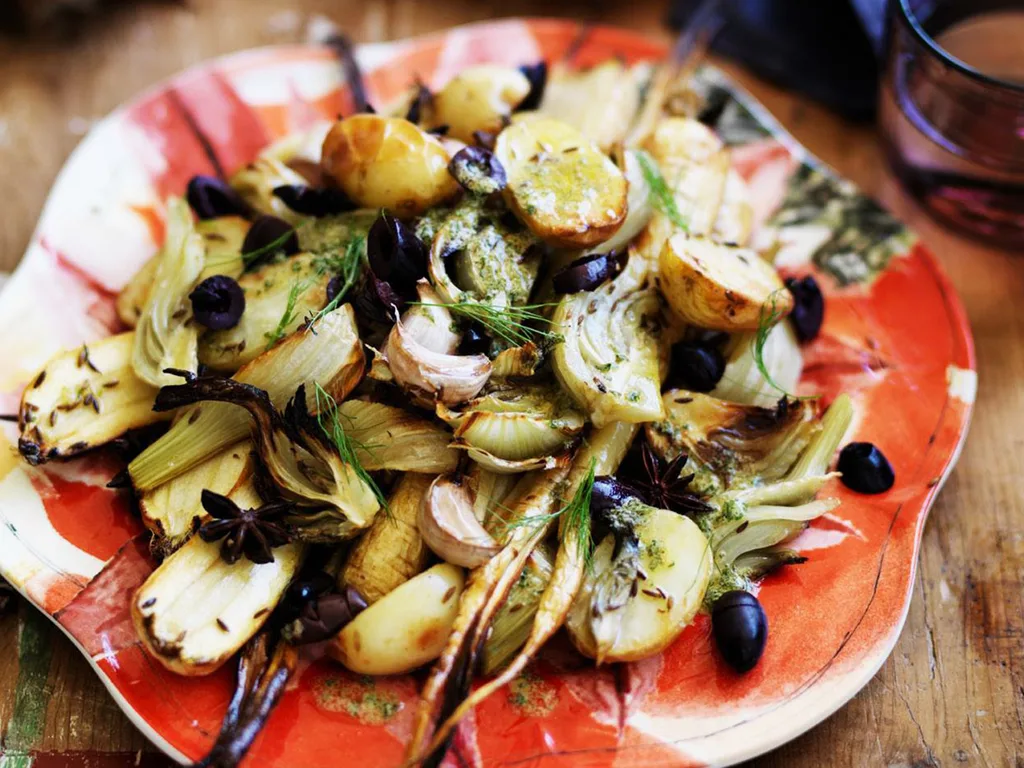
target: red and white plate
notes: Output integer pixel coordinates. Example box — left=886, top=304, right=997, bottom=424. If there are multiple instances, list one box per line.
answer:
left=0, top=19, right=975, bottom=767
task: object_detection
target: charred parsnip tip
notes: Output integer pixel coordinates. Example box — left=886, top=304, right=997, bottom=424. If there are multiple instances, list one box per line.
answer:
left=384, top=286, right=491, bottom=406
left=659, top=233, right=792, bottom=332
left=341, top=473, right=435, bottom=605
left=419, top=476, right=501, bottom=568
left=18, top=332, right=172, bottom=465
left=129, top=305, right=364, bottom=491
left=496, top=116, right=628, bottom=248
left=321, top=114, right=460, bottom=216
left=329, top=563, right=465, bottom=676
left=132, top=482, right=303, bottom=676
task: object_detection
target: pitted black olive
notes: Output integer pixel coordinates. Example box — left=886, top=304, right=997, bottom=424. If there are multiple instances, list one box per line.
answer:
left=785, top=275, right=825, bottom=342
left=669, top=343, right=726, bottom=393
left=186, top=175, right=251, bottom=220
left=189, top=275, right=245, bottom=330
left=458, top=324, right=490, bottom=356
left=552, top=252, right=622, bottom=294
left=448, top=146, right=507, bottom=195
left=837, top=442, right=895, bottom=494
left=241, top=215, right=300, bottom=264
left=590, top=475, right=639, bottom=520
left=712, top=590, right=768, bottom=673
left=272, top=185, right=355, bottom=217
left=517, top=61, right=548, bottom=111
left=366, top=211, right=428, bottom=294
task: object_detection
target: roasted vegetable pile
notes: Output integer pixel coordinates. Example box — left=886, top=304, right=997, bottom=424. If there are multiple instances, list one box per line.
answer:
left=16, top=48, right=896, bottom=768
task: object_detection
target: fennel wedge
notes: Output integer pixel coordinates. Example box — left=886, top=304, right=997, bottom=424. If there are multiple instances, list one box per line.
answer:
left=132, top=197, right=206, bottom=387
left=552, top=255, right=665, bottom=427
left=18, top=332, right=172, bottom=465
left=129, top=305, right=364, bottom=491
left=132, top=480, right=303, bottom=676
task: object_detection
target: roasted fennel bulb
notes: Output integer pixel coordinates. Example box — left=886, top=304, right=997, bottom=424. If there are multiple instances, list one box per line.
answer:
left=132, top=197, right=205, bottom=387
left=335, top=399, right=458, bottom=473
left=117, top=216, right=250, bottom=328
left=647, top=390, right=820, bottom=493
left=711, top=322, right=803, bottom=407
left=437, top=384, right=585, bottom=473
left=567, top=502, right=712, bottom=663
left=132, top=480, right=303, bottom=676
left=150, top=376, right=381, bottom=543
left=18, top=333, right=172, bottom=464
left=538, top=60, right=645, bottom=153
left=139, top=442, right=253, bottom=551
left=495, top=116, right=627, bottom=248
left=198, top=253, right=331, bottom=372
left=340, top=473, right=434, bottom=604
left=129, top=305, right=364, bottom=490
left=552, top=255, right=665, bottom=427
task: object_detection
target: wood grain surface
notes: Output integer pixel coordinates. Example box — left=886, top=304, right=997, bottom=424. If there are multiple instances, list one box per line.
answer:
left=1, top=2, right=1022, bottom=766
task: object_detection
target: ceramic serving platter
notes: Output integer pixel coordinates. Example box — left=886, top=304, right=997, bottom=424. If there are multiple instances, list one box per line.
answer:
left=0, top=18, right=975, bottom=768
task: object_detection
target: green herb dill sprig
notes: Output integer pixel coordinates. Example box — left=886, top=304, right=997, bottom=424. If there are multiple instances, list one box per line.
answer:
left=313, top=383, right=390, bottom=515
left=752, top=290, right=819, bottom=401
left=305, top=234, right=367, bottom=330
left=265, top=278, right=311, bottom=348
left=634, top=149, right=688, bottom=232
left=410, top=300, right=562, bottom=348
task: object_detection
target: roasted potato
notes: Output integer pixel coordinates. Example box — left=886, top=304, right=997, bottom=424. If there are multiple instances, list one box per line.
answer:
left=321, top=115, right=459, bottom=216
left=429, top=65, right=531, bottom=143
left=659, top=233, right=792, bottom=331
left=568, top=506, right=712, bottom=663
left=329, top=563, right=465, bottom=675
left=495, top=117, right=627, bottom=248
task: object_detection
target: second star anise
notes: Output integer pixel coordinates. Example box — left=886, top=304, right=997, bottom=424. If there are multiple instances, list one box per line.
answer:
left=198, top=489, right=293, bottom=565
left=631, top=439, right=712, bottom=516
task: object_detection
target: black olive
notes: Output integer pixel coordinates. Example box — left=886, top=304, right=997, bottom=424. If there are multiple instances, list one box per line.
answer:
left=285, top=572, right=334, bottom=607
left=712, top=590, right=768, bottom=673
left=354, top=275, right=404, bottom=325
left=458, top=324, right=490, bottom=356
left=448, top=146, right=507, bottom=195
left=837, top=442, right=895, bottom=494
left=272, top=185, right=355, bottom=217
left=552, top=252, right=622, bottom=294
left=185, top=175, right=251, bottom=220
left=366, top=211, right=428, bottom=294
left=189, top=275, right=245, bottom=330
left=427, top=124, right=450, bottom=136
left=287, top=586, right=367, bottom=645
left=785, top=275, right=825, bottom=342
left=472, top=129, right=497, bottom=150
left=325, top=276, right=343, bottom=306
left=590, top=475, right=639, bottom=520
left=241, top=215, right=300, bottom=264
left=517, top=61, right=548, bottom=111
left=669, top=343, right=725, bottom=392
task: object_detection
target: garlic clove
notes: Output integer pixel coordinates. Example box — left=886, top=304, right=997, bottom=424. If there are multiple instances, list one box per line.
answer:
left=418, top=476, right=501, bottom=567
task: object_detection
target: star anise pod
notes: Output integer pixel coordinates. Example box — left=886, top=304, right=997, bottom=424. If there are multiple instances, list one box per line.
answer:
left=198, top=489, right=293, bottom=565
left=632, top=440, right=712, bottom=516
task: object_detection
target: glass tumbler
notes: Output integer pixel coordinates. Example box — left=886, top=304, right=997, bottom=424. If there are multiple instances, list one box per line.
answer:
left=879, top=0, right=1024, bottom=248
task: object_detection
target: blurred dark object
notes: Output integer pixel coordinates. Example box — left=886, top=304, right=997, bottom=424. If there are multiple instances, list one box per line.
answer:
left=0, top=578, right=15, bottom=614
left=880, top=0, right=1024, bottom=247
left=0, top=0, right=180, bottom=37
left=669, top=0, right=881, bottom=121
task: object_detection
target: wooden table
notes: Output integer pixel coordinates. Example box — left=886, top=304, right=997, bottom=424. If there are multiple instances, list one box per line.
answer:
left=1, top=2, right=1021, bottom=766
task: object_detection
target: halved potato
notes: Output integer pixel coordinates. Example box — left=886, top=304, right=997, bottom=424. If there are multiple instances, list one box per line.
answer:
left=321, top=115, right=459, bottom=217
left=495, top=117, right=627, bottom=248
left=567, top=506, right=712, bottom=663
left=429, top=65, right=531, bottom=143
left=659, top=233, right=792, bottom=331
left=329, top=563, right=465, bottom=675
